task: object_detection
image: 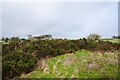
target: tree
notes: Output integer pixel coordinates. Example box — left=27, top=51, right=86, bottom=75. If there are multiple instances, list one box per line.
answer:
left=28, top=35, right=32, bottom=39
left=21, top=38, right=25, bottom=41
left=87, top=34, right=101, bottom=40
left=112, top=36, right=116, bottom=38
left=2, top=37, right=5, bottom=41
left=10, top=37, right=19, bottom=41
left=112, top=36, right=120, bottom=39
left=40, top=35, right=52, bottom=39
left=5, top=38, right=9, bottom=42
left=44, top=35, right=52, bottom=38
left=33, top=35, right=52, bottom=40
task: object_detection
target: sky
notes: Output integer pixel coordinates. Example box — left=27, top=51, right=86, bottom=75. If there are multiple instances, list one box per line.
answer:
left=1, top=2, right=118, bottom=39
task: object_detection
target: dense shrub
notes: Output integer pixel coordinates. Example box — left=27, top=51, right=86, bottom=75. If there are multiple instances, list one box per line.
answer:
left=2, top=44, right=11, bottom=56
left=96, top=41, right=119, bottom=51
left=3, top=39, right=119, bottom=58
left=85, top=40, right=97, bottom=51
left=2, top=50, right=37, bottom=79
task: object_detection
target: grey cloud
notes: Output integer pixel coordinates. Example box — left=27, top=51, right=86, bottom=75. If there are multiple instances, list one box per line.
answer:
left=2, top=2, right=118, bottom=38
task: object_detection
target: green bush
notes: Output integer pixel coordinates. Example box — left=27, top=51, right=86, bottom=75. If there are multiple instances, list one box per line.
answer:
left=2, top=44, right=11, bottom=56
left=96, top=41, right=118, bottom=51
left=2, top=50, right=37, bottom=79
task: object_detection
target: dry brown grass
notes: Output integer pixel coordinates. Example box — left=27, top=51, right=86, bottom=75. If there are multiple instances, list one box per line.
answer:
left=87, top=62, right=100, bottom=70
left=63, top=54, right=77, bottom=66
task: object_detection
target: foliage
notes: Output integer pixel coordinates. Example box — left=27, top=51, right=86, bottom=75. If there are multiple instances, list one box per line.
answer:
left=87, top=34, right=101, bottom=40
left=10, top=37, right=19, bottom=41
left=2, top=50, right=37, bottom=79
left=5, top=38, right=9, bottom=42
left=3, top=38, right=119, bottom=59
left=112, top=35, right=120, bottom=39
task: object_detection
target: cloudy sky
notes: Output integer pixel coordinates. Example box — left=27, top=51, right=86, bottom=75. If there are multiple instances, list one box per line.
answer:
left=1, top=2, right=118, bottom=39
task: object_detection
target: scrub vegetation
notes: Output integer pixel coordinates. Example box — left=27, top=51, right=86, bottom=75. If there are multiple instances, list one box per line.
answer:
left=1, top=34, right=120, bottom=79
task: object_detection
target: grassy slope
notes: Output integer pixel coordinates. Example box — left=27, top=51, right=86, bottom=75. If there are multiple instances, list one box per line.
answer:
left=21, top=50, right=118, bottom=78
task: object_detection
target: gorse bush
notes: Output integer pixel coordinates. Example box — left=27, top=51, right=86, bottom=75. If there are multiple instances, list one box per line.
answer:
left=2, top=39, right=120, bottom=79
left=2, top=50, right=37, bottom=79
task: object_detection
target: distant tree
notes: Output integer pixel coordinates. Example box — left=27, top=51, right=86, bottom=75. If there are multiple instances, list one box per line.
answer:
left=83, top=37, right=87, bottom=42
left=11, top=37, right=19, bottom=41
left=21, top=38, right=25, bottom=41
left=2, top=37, right=5, bottom=41
left=118, top=36, right=120, bottom=38
left=112, top=36, right=120, bottom=39
left=44, top=35, right=52, bottom=38
left=87, top=34, right=101, bottom=40
left=5, top=38, right=9, bottom=42
left=34, top=35, right=52, bottom=40
left=41, top=35, right=52, bottom=39
left=28, top=35, right=32, bottom=39
left=112, top=36, right=116, bottom=38
left=34, top=36, right=44, bottom=40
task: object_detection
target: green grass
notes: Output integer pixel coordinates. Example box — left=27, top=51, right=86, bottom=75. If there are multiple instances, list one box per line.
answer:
left=21, top=50, right=118, bottom=78
left=0, top=41, right=9, bottom=44
left=102, top=38, right=119, bottom=44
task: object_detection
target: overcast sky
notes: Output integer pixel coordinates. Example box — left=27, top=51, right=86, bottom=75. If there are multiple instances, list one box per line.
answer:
left=1, top=2, right=118, bottom=39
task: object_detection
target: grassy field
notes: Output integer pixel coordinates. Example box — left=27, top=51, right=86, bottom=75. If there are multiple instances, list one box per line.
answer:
left=0, top=40, right=9, bottom=44
left=102, top=38, right=119, bottom=44
left=21, top=50, right=118, bottom=78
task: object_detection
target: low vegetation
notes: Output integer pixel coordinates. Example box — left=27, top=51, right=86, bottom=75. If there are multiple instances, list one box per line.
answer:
left=21, top=50, right=118, bottom=78
left=2, top=34, right=120, bottom=79
left=2, top=50, right=37, bottom=79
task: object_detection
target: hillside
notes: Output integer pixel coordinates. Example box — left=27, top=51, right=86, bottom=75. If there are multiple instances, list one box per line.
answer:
left=21, top=50, right=118, bottom=78
left=2, top=38, right=120, bottom=79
